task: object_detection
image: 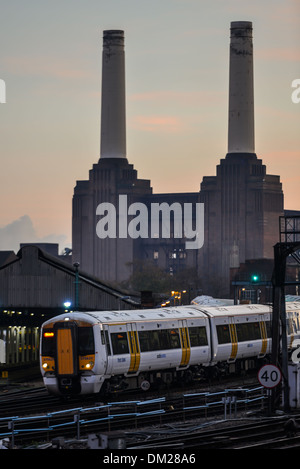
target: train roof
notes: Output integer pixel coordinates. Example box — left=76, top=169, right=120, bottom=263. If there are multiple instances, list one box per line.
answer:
left=41, top=302, right=300, bottom=328
left=42, top=306, right=209, bottom=326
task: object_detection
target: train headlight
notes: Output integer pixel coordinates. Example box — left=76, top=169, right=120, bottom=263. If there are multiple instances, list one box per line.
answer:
left=42, top=362, right=49, bottom=369
left=85, top=361, right=94, bottom=369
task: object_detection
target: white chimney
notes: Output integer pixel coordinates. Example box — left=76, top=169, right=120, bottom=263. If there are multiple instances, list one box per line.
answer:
left=228, top=21, right=255, bottom=154
left=100, top=30, right=126, bottom=159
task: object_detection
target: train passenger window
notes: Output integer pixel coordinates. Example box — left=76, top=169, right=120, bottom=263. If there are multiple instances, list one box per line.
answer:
left=293, top=318, right=298, bottom=333
left=188, top=326, right=208, bottom=346
left=101, top=331, right=111, bottom=355
left=166, top=329, right=180, bottom=349
left=216, top=325, right=231, bottom=344
left=139, top=330, right=160, bottom=351
left=78, top=327, right=95, bottom=355
left=138, top=329, right=181, bottom=352
left=111, top=332, right=129, bottom=354
left=265, top=321, right=272, bottom=338
left=235, top=322, right=261, bottom=342
left=287, top=318, right=296, bottom=335
left=42, top=329, right=55, bottom=356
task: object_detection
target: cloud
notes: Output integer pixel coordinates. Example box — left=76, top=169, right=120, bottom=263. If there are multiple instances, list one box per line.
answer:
left=129, top=115, right=185, bottom=133
left=129, top=90, right=225, bottom=105
left=2, top=55, right=92, bottom=80
left=257, top=48, right=300, bottom=62
left=0, top=215, right=68, bottom=252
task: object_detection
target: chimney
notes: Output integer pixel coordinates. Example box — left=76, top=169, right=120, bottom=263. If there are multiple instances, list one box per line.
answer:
left=100, top=30, right=126, bottom=159
left=227, top=21, right=255, bottom=154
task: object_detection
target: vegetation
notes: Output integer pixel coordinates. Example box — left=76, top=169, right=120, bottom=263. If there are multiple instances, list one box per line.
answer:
left=121, top=260, right=201, bottom=301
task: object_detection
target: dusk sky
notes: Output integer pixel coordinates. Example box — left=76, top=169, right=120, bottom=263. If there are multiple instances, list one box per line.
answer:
left=0, top=0, right=299, bottom=252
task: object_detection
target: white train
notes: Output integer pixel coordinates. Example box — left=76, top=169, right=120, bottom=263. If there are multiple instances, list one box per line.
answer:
left=40, top=303, right=300, bottom=396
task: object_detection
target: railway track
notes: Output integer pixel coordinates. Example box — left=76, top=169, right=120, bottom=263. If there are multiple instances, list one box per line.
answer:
left=0, top=380, right=269, bottom=448
left=0, top=370, right=259, bottom=416
left=2, top=372, right=298, bottom=449
left=0, top=386, right=68, bottom=417
left=126, top=416, right=300, bottom=449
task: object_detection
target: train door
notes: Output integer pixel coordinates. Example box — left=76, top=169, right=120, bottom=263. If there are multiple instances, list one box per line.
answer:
left=101, top=325, right=113, bottom=375
left=126, top=323, right=140, bottom=374
left=259, top=316, right=268, bottom=357
left=54, top=322, right=78, bottom=376
left=178, top=320, right=191, bottom=368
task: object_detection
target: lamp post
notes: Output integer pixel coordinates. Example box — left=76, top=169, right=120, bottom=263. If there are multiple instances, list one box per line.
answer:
left=73, top=262, right=80, bottom=310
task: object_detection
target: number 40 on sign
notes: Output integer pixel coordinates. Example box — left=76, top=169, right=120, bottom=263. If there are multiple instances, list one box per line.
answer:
left=258, top=364, right=282, bottom=389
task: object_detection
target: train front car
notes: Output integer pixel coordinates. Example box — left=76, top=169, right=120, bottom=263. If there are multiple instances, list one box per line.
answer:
left=40, top=313, right=105, bottom=396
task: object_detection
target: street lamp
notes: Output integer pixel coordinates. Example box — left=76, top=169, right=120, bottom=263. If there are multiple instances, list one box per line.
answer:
left=73, top=262, right=80, bottom=310
left=63, top=301, right=71, bottom=312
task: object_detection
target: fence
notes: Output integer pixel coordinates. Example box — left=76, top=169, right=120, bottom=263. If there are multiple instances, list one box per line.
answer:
left=0, top=387, right=266, bottom=447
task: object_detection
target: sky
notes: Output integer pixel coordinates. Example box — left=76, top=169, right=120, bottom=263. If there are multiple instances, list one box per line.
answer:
left=0, top=0, right=299, bottom=252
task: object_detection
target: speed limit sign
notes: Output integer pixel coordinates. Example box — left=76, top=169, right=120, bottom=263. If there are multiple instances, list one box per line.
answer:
left=258, top=364, right=282, bottom=389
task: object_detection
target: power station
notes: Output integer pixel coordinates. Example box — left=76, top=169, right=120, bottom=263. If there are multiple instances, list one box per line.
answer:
left=72, top=22, right=284, bottom=297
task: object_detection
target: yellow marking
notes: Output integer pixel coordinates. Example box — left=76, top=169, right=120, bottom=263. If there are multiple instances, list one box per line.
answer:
left=41, top=356, right=55, bottom=371
left=180, top=327, right=191, bottom=367
left=56, top=329, right=74, bottom=375
left=229, top=324, right=238, bottom=360
left=79, top=354, right=95, bottom=370
left=259, top=321, right=268, bottom=355
left=289, top=319, right=294, bottom=349
left=127, top=331, right=140, bottom=373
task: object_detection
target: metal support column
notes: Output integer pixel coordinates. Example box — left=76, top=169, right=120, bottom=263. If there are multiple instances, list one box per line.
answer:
left=271, top=216, right=300, bottom=413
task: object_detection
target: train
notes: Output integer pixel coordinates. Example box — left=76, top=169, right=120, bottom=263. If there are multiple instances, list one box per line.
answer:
left=40, top=302, right=300, bottom=396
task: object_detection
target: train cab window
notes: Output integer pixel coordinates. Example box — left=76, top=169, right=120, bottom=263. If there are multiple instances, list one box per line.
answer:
left=111, top=332, right=129, bottom=355
left=216, top=325, right=231, bottom=344
left=78, top=327, right=95, bottom=355
left=42, top=329, right=55, bottom=356
left=188, top=326, right=208, bottom=346
left=235, top=322, right=261, bottom=342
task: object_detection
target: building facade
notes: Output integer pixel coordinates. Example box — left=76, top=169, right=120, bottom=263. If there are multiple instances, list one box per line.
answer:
left=72, top=24, right=283, bottom=297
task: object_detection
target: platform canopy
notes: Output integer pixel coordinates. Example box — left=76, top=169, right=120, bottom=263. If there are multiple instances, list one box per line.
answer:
left=0, top=245, right=138, bottom=325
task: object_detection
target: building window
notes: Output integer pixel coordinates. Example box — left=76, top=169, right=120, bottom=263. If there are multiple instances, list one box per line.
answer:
left=179, top=249, right=186, bottom=259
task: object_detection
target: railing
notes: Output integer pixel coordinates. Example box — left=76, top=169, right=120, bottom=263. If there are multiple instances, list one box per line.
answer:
left=0, top=387, right=266, bottom=447
left=280, top=215, right=300, bottom=243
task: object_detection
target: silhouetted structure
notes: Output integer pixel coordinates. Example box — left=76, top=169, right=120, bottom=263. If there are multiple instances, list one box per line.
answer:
left=72, top=23, right=283, bottom=297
